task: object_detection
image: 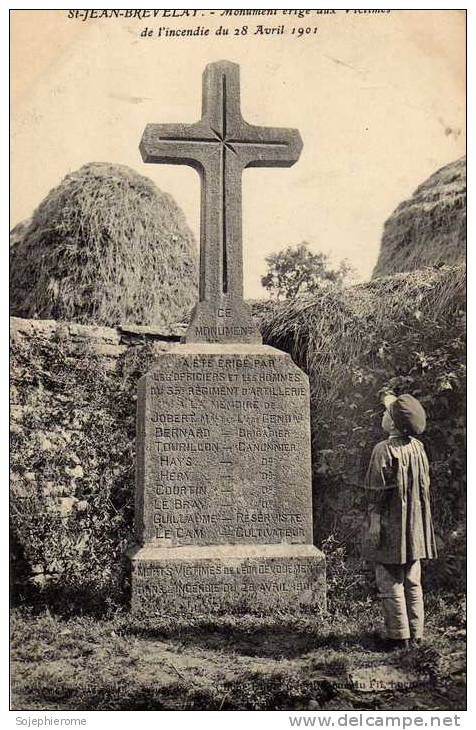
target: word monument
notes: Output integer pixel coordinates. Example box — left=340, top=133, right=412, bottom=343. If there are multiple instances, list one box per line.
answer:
left=129, top=61, right=326, bottom=615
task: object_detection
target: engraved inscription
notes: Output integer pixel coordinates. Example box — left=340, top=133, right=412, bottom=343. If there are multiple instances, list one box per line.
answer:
left=135, top=348, right=313, bottom=546
left=131, top=557, right=323, bottom=613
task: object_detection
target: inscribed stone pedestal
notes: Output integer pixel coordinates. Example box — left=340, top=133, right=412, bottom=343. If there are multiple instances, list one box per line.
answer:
left=129, top=60, right=326, bottom=615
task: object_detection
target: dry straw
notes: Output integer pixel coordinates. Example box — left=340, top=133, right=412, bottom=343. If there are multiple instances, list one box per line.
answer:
left=257, top=264, right=466, bottom=411
left=373, top=157, right=466, bottom=277
left=10, top=162, right=198, bottom=328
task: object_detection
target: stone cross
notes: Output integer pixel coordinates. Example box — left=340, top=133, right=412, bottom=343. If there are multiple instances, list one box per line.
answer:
left=140, top=60, right=302, bottom=343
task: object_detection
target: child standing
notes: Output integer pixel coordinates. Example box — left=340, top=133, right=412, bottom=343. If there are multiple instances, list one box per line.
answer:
left=362, top=392, right=438, bottom=649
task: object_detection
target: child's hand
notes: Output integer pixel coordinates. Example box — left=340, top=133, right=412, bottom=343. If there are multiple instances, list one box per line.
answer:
left=368, top=512, right=380, bottom=541
left=378, top=388, right=396, bottom=408
left=361, top=511, right=380, bottom=558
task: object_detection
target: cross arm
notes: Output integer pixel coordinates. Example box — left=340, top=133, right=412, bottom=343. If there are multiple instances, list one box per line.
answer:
left=140, top=122, right=215, bottom=172
left=238, top=123, right=303, bottom=168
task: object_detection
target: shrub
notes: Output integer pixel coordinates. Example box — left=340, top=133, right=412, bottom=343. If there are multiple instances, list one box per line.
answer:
left=10, top=325, right=160, bottom=613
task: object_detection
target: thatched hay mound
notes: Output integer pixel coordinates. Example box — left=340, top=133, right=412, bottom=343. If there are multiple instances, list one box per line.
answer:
left=10, top=265, right=465, bottom=607
left=372, top=157, right=466, bottom=277
left=257, top=265, right=466, bottom=587
left=10, top=163, right=198, bottom=327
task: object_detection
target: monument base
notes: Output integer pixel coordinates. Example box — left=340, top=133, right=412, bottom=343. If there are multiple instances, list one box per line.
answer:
left=129, top=543, right=326, bottom=616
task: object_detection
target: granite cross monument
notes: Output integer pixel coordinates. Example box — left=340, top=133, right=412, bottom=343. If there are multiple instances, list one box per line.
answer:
left=140, top=60, right=302, bottom=343
left=129, top=61, right=326, bottom=615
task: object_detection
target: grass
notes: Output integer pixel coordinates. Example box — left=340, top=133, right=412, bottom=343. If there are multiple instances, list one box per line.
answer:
left=11, top=592, right=466, bottom=711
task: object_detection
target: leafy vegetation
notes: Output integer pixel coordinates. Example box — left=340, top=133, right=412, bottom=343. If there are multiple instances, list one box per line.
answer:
left=10, top=323, right=160, bottom=613
left=373, top=157, right=466, bottom=277
left=261, top=242, right=352, bottom=300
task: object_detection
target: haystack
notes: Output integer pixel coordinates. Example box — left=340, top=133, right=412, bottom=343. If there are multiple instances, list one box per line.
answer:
left=10, top=163, right=198, bottom=328
left=372, top=157, right=466, bottom=277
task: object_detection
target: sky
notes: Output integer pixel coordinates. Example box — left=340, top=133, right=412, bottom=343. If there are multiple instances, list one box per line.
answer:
left=11, top=10, right=465, bottom=298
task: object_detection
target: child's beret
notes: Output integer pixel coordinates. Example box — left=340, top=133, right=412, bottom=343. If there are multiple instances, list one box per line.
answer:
left=389, top=394, right=427, bottom=436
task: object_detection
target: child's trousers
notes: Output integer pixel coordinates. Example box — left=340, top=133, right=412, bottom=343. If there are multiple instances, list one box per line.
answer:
left=375, top=560, right=424, bottom=640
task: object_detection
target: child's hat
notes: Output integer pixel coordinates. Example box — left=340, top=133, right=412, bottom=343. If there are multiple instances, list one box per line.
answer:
left=387, top=393, right=427, bottom=436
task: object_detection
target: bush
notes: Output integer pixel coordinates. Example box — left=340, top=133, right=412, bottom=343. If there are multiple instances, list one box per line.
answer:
left=320, top=535, right=370, bottom=605
left=10, top=325, right=161, bottom=614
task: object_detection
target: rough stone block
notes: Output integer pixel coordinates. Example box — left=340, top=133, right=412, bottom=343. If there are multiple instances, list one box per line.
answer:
left=129, top=544, right=326, bottom=615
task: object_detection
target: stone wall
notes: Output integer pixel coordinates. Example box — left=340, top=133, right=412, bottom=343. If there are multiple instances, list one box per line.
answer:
left=10, top=316, right=182, bottom=609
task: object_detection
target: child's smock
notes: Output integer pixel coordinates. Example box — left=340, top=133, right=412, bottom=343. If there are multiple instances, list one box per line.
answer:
left=362, top=436, right=438, bottom=564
